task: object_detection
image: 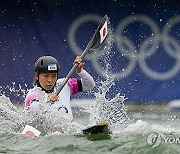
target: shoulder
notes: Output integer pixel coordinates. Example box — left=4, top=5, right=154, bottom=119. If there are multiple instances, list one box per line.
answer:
left=68, top=78, right=82, bottom=95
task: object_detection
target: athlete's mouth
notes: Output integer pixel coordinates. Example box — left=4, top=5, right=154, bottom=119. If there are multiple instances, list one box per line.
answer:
left=46, top=85, right=53, bottom=89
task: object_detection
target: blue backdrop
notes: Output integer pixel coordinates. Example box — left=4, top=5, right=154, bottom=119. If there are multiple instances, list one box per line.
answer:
left=0, top=0, right=179, bottom=104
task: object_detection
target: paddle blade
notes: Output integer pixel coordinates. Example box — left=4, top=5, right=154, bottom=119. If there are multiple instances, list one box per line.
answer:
left=22, top=125, right=41, bottom=137
left=82, top=121, right=109, bottom=135
left=90, top=15, right=109, bottom=50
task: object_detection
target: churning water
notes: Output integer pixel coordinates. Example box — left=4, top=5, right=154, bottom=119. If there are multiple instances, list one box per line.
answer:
left=1, top=93, right=180, bottom=154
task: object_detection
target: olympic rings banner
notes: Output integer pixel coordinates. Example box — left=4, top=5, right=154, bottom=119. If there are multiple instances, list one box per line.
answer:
left=0, top=0, right=179, bottom=103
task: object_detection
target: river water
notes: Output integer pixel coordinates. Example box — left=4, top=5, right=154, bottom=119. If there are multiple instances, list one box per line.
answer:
left=0, top=80, right=180, bottom=154
left=1, top=105, right=180, bottom=154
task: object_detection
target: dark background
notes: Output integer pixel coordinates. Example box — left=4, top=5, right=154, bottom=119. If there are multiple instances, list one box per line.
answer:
left=0, top=0, right=179, bottom=104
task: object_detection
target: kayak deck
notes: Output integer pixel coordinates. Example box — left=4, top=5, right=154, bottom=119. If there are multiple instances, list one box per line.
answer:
left=82, top=121, right=110, bottom=135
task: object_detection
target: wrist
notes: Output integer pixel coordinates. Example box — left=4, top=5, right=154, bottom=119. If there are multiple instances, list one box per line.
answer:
left=76, top=68, right=83, bottom=73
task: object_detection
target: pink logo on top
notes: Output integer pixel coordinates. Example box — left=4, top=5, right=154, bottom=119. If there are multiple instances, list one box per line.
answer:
left=24, top=92, right=38, bottom=107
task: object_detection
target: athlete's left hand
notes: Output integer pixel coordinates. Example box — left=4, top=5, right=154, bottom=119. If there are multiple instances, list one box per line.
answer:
left=73, top=56, right=84, bottom=73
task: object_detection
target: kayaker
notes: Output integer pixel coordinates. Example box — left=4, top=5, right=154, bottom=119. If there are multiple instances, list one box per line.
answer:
left=24, top=55, right=95, bottom=121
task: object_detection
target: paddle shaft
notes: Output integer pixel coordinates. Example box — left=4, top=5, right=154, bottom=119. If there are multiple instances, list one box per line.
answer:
left=55, top=41, right=92, bottom=95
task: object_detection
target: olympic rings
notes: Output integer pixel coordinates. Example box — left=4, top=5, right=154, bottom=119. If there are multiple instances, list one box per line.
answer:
left=68, top=14, right=180, bottom=80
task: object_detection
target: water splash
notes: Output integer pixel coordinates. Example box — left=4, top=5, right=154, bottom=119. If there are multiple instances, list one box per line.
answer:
left=0, top=83, right=79, bottom=134
left=0, top=82, right=28, bottom=101
left=0, top=95, right=84, bottom=135
left=90, top=74, right=129, bottom=128
left=89, top=26, right=129, bottom=128
left=0, top=95, right=24, bottom=133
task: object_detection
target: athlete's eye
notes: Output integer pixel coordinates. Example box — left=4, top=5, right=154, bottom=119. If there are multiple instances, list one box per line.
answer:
left=52, top=74, right=57, bottom=78
left=42, top=74, right=48, bottom=77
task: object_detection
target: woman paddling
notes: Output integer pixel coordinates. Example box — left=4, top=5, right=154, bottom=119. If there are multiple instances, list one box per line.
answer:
left=24, top=55, right=95, bottom=122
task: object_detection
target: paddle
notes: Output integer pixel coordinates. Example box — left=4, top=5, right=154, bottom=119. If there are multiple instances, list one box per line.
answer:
left=55, top=15, right=109, bottom=95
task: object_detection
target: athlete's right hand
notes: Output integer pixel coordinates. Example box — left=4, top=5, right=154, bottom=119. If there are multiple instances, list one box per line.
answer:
left=47, top=93, right=59, bottom=102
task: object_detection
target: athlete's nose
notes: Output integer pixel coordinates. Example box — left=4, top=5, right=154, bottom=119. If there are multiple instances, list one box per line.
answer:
left=47, top=77, right=53, bottom=83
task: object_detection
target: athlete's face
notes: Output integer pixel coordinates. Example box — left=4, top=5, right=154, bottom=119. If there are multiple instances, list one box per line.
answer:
left=35, top=73, right=57, bottom=90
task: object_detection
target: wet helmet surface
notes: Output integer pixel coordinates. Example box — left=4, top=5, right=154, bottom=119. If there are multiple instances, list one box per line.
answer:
left=34, top=56, right=60, bottom=73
